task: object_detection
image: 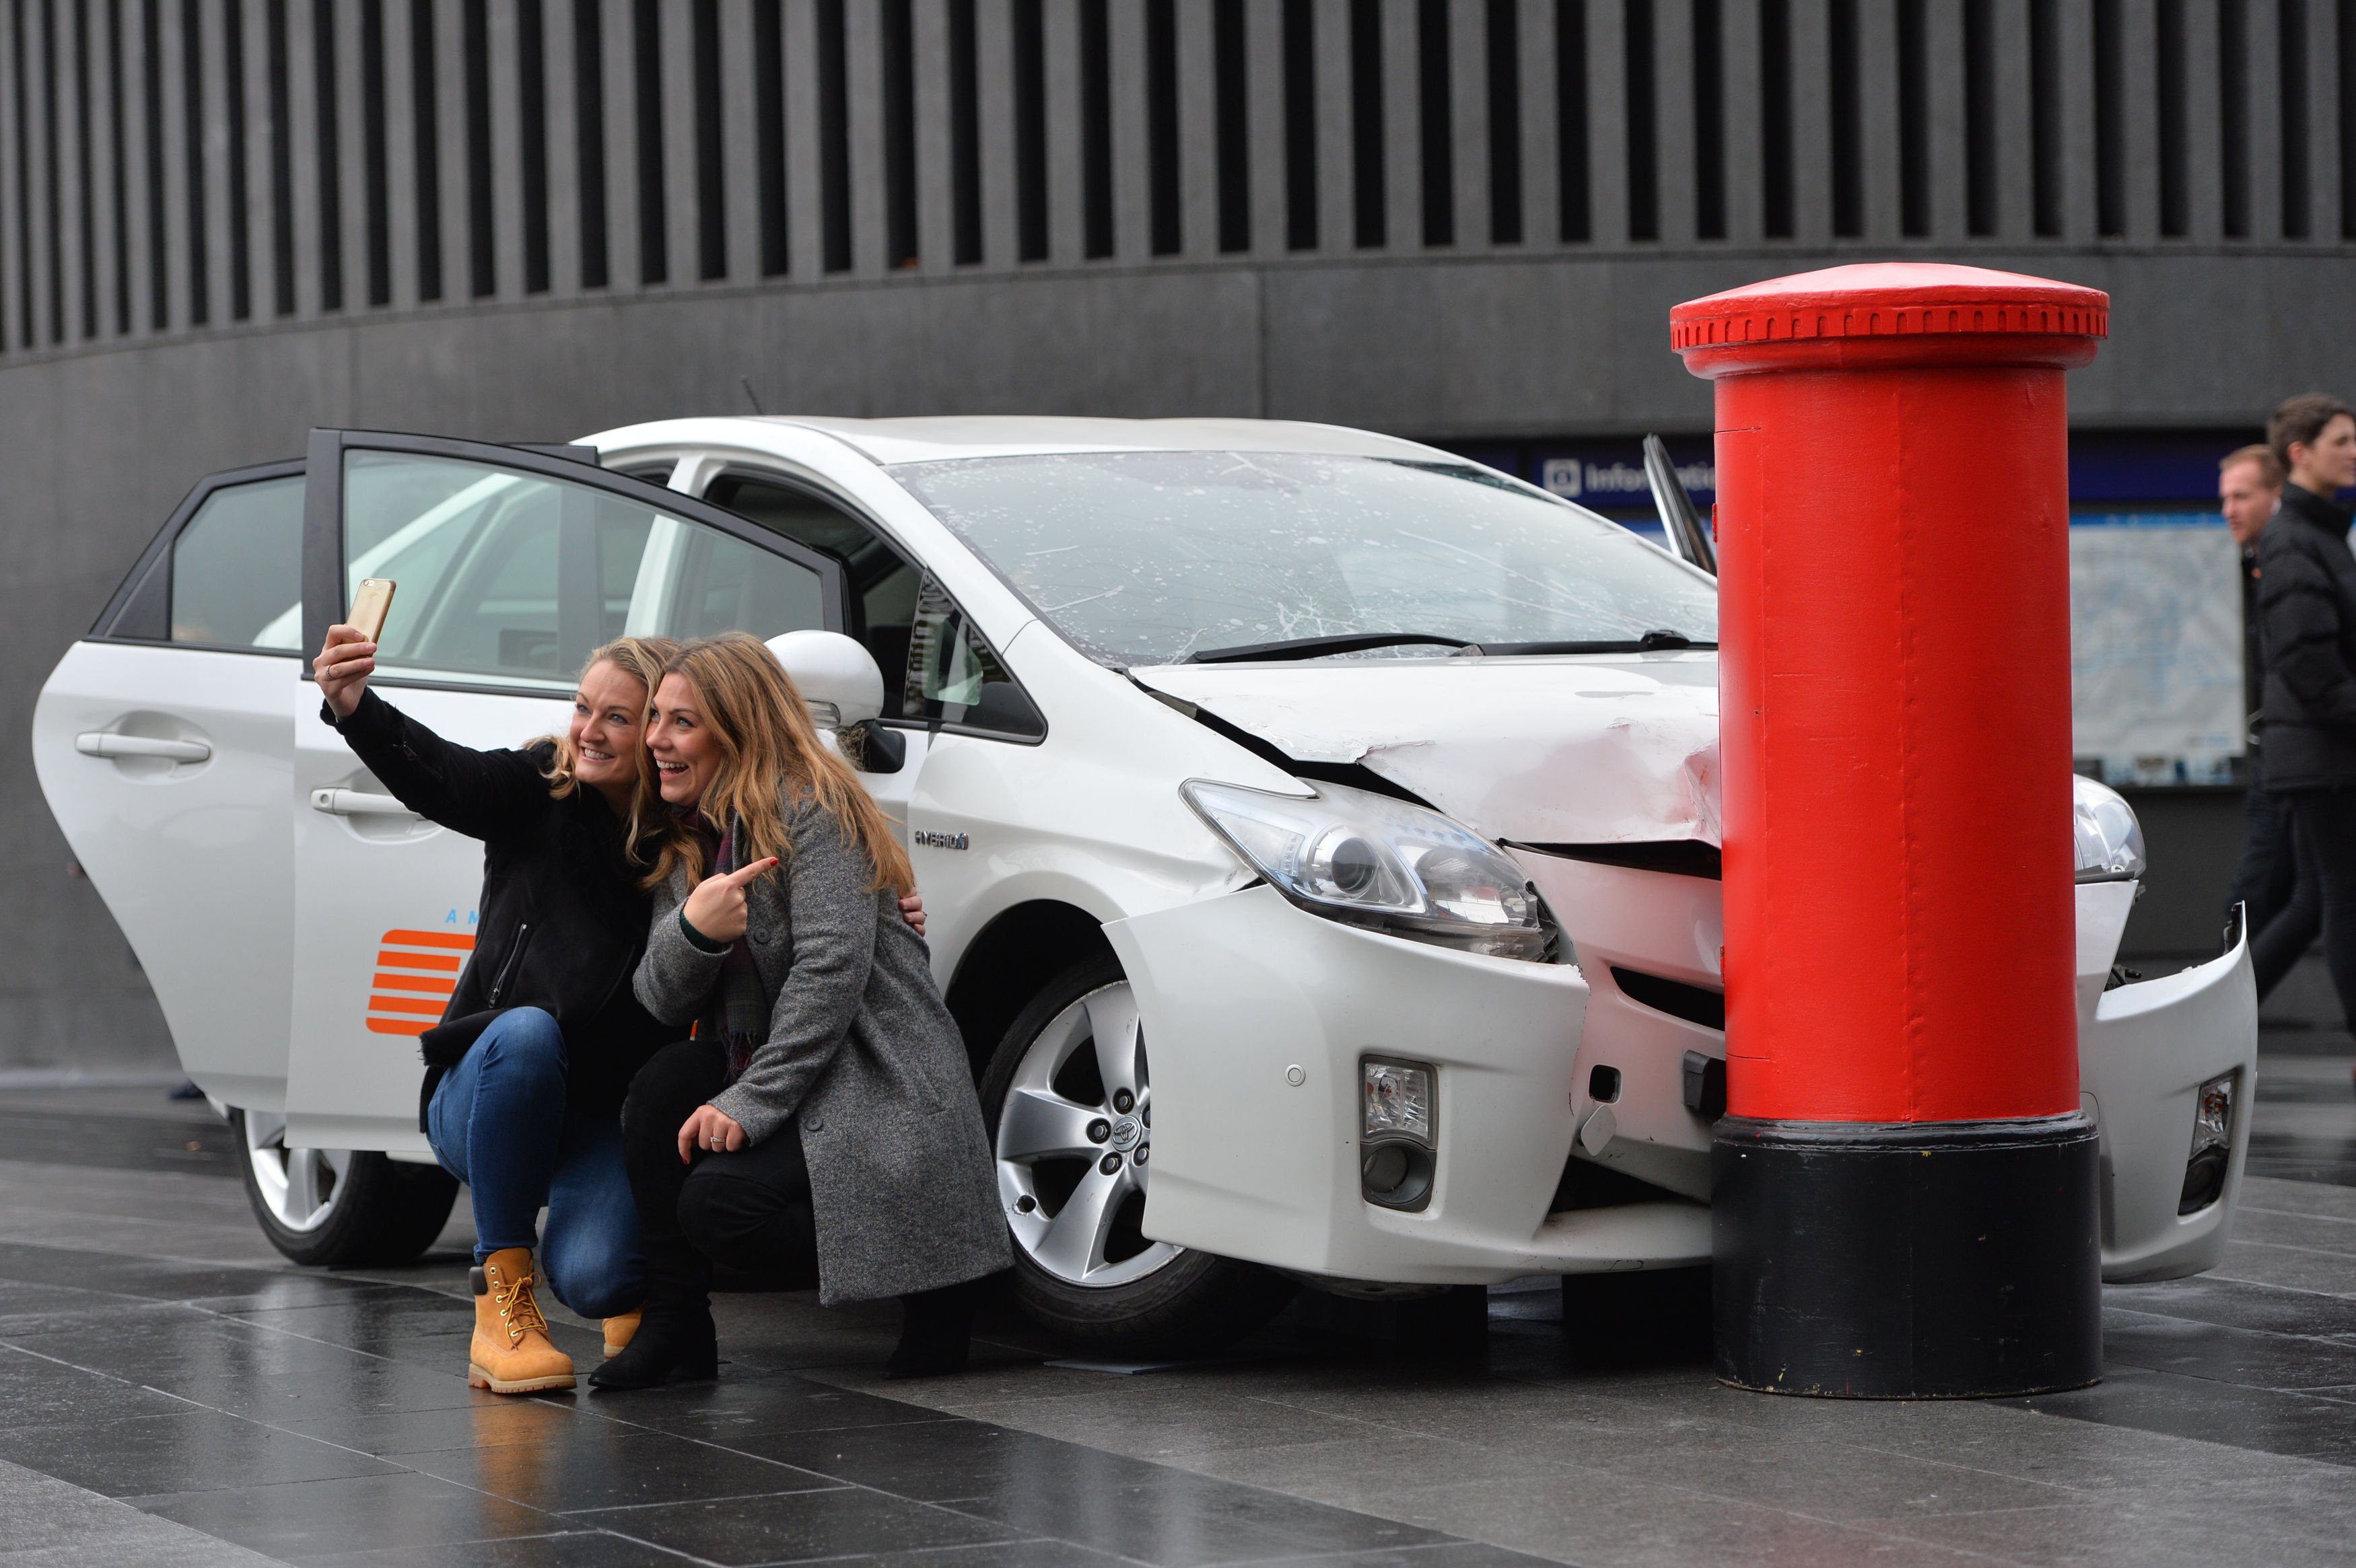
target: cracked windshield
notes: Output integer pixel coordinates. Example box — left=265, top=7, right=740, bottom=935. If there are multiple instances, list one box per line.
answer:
left=889, top=451, right=1720, bottom=666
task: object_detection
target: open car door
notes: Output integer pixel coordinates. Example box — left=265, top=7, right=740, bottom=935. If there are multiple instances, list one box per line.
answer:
left=283, top=431, right=845, bottom=1155
left=31, top=462, right=308, bottom=1112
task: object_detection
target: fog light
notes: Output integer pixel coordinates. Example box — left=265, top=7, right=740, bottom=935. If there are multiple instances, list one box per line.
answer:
left=1364, top=1061, right=1432, bottom=1141
left=2178, top=1071, right=2236, bottom=1215
left=1362, top=1057, right=1436, bottom=1213
left=1363, top=1144, right=1410, bottom=1192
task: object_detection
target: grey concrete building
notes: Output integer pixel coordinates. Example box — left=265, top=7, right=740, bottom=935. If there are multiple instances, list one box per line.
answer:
left=7, top=0, right=2354, bottom=1071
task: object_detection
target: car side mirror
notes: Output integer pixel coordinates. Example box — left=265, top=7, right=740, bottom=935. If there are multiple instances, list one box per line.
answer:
left=841, top=719, right=906, bottom=775
left=767, top=630, right=885, bottom=729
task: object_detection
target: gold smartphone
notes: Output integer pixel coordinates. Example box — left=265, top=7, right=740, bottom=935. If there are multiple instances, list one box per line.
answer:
left=349, top=579, right=397, bottom=642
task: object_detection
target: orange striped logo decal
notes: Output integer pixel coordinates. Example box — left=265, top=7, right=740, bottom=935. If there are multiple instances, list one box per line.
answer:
left=367, top=929, right=475, bottom=1036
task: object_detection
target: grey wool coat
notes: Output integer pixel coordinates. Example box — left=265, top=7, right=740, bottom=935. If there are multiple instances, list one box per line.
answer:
left=635, top=795, right=1010, bottom=1306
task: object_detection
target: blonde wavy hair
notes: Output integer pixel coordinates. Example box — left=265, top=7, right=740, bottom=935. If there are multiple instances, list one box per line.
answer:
left=537, top=637, right=680, bottom=840
left=639, top=633, right=915, bottom=896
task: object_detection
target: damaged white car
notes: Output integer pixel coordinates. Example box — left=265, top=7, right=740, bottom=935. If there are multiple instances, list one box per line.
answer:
left=34, top=417, right=2255, bottom=1347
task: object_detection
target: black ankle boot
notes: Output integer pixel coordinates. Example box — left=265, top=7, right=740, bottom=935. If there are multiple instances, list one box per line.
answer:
left=590, top=1242, right=718, bottom=1390
left=588, top=1301, right=717, bottom=1388
left=887, top=1280, right=978, bottom=1379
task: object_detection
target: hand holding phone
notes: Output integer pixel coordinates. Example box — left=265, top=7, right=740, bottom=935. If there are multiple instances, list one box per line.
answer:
left=314, top=580, right=396, bottom=719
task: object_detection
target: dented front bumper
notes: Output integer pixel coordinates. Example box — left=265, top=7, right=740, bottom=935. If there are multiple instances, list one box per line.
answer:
left=1108, top=885, right=1710, bottom=1284
left=1109, top=868, right=2253, bottom=1289
left=2076, top=882, right=2259, bottom=1282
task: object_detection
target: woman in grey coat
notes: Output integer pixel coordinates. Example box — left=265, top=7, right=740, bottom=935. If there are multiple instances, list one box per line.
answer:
left=592, top=634, right=1009, bottom=1388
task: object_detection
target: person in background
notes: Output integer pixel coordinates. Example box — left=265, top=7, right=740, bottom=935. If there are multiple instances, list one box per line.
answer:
left=2220, top=443, right=2295, bottom=958
left=2249, top=396, right=2356, bottom=1020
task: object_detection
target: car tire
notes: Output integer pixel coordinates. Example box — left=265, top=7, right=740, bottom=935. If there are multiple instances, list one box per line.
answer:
left=230, top=1109, right=459, bottom=1267
left=979, top=954, right=1294, bottom=1355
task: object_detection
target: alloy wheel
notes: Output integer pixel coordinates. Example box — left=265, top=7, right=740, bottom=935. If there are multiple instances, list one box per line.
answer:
left=994, top=981, right=1183, bottom=1289
left=240, top=1110, right=354, bottom=1234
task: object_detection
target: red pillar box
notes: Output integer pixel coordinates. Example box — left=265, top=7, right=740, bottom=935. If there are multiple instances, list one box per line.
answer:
left=1673, top=264, right=2108, bottom=1398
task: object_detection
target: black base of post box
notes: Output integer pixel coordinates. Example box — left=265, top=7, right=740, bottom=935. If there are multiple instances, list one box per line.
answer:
left=1711, top=1113, right=2102, bottom=1398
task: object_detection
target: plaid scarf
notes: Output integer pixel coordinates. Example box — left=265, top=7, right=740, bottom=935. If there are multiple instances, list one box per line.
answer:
left=689, top=815, right=772, bottom=1085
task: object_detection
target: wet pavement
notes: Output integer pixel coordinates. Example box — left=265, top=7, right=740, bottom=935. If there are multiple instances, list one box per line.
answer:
left=0, top=1044, right=2351, bottom=1567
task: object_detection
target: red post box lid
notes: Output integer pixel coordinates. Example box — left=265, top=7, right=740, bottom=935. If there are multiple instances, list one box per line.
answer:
left=1671, top=263, right=2107, bottom=373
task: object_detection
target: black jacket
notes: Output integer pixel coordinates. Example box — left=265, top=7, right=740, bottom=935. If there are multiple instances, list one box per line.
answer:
left=322, top=688, right=670, bottom=1127
left=2256, top=483, right=2356, bottom=791
left=2242, top=538, right=2265, bottom=743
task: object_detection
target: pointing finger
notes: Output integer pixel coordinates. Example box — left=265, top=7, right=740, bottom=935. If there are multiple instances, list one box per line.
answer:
left=724, top=857, right=779, bottom=886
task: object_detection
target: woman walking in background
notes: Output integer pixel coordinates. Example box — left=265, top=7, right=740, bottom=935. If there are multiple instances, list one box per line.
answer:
left=2250, top=394, right=2356, bottom=1023
left=594, top=633, right=1008, bottom=1390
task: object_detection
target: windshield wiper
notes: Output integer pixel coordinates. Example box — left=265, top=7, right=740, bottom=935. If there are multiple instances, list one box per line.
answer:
left=1477, top=630, right=1716, bottom=655
left=1182, top=632, right=1476, bottom=664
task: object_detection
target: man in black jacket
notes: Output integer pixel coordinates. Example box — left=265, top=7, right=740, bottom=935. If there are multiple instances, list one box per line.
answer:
left=2249, top=394, right=2356, bottom=1018
left=2222, top=443, right=2293, bottom=949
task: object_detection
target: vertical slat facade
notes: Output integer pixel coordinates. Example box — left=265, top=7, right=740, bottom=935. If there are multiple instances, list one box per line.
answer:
left=0, top=0, right=2330, bottom=361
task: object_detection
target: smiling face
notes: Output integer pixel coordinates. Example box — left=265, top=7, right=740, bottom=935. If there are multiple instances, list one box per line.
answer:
left=648, top=672, right=725, bottom=811
left=569, top=660, right=650, bottom=808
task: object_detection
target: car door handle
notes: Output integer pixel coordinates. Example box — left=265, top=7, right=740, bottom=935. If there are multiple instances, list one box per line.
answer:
left=76, top=732, right=211, bottom=763
left=309, top=788, right=421, bottom=818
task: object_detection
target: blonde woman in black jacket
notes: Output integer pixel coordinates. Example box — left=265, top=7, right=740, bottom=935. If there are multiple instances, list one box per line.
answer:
left=312, top=627, right=680, bottom=1396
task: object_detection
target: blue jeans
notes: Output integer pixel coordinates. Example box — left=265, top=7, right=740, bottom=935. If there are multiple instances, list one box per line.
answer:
left=425, top=1007, right=644, bottom=1318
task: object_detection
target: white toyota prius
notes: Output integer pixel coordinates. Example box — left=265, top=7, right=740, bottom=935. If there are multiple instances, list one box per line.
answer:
left=34, top=417, right=2258, bottom=1348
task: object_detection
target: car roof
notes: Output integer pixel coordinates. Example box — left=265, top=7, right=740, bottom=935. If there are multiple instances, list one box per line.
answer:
left=722, top=415, right=1453, bottom=467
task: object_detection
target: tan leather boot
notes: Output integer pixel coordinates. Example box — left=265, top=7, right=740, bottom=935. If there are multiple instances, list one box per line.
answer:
left=468, top=1248, right=575, bottom=1394
left=602, top=1307, right=643, bottom=1359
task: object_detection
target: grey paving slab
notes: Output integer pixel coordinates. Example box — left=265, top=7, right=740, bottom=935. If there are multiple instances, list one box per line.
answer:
left=132, top=1471, right=561, bottom=1564
left=2105, top=1273, right=2356, bottom=1337
left=0, top=1456, right=284, bottom=1566
left=0, top=1407, right=400, bottom=1499
left=398, top=1427, right=842, bottom=1514
left=2242, top=1174, right=2356, bottom=1220
left=2206, top=1238, right=2356, bottom=1296
left=578, top=1487, right=1025, bottom=1565
left=18, top=1099, right=2356, bottom=1567
left=2100, top=1304, right=2356, bottom=1389
left=1852, top=1496, right=2356, bottom=1568
left=269, top=1396, right=602, bottom=1458
left=2221, top=1204, right=2356, bottom=1255
left=1307, top=1470, right=1999, bottom=1568
left=299, top=1532, right=705, bottom=1567
left=944, top=1384, right=1397, bottom=1461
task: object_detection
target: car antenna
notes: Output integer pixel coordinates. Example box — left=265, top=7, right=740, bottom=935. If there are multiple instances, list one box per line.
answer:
left=739, top=376, right=766, bottom=415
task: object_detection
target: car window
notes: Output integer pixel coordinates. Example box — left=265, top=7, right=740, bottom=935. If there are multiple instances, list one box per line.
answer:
left=661, top=522, right=827, bottom=641
left=124, top=475, right=306, bottom=650
left=699, top=472, right=1038, bottom=738
left=337, top=451, right=666, bottom=685
left=907, top=574, right=1045, bottom=738
left=702, top=472, right=922, bottom=717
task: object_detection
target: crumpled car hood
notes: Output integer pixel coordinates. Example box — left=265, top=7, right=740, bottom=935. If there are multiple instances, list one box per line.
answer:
left=1131, top=654, right=1722, bottom=846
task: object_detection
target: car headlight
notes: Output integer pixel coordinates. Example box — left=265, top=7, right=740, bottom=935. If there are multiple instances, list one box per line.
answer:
left=1182, top=779, right=1556, bottom=961
left=2073, top=775, right=2145, bottom=884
